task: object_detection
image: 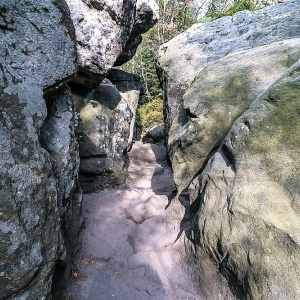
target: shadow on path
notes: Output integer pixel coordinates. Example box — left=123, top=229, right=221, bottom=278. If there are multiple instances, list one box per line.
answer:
left=66, top=141, right=202, bottom=300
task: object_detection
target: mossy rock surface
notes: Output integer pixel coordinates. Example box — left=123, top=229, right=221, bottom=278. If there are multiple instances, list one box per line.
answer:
left=168, top=38, right=300, bottom=189
left=189, top=60, right=300, bottom=299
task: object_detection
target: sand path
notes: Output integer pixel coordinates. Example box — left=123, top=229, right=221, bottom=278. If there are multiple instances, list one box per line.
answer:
left=68, top=142, right=201, bottom=300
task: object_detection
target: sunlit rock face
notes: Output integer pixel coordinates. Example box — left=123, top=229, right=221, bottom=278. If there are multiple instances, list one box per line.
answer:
left=194, top=0, right=287, bottom=19
left=66, top=0, right=159, bottom=85
left=188, top=61, right=300, bottom=300
left=158, top=0, right=300, bottom=190
left=158, top=1, right=300, bottom=299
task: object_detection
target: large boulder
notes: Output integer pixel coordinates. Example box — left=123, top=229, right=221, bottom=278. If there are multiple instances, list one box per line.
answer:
left=66, top=0, right=159, bottom=85
left=158, top=0, right=300, bottom=299
left=168, top=38, right=300, bottom=188
left=158, top=0, right=300, bottom=138
left=158, top=0, right=300, bottom=190
left=0, top=0, right=76, bottom=92
left=0, top=1, right=77, bottom=299
left=188, top=59, right=300, bottom=300
left=75, top=70, right=143, bottom=192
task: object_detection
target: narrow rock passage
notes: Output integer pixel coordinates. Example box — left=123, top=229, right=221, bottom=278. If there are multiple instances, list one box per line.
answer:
left=68, top=142, right=201, bottom=300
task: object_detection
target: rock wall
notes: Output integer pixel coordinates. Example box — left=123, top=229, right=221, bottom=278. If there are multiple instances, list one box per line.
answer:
left=158, top=0, right=300, bottom=299
left=0, top=0, right=158, bottom=299
left=68, top=0, right=158, bottom=191
left=75, top=69, right=143, bottom=192
left=159, top=0, right=300, bottom=189
left=189, top=60, right=300, bottom=300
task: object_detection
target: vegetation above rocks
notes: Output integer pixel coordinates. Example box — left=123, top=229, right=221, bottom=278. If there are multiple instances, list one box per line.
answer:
left=136, top=98, right=164, bottom=134
left=205, top=0, right=258, bottom=20
left=121, top=0, right=261, bottom=136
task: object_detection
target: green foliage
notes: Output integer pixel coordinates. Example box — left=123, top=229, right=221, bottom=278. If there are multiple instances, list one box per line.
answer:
left=205, top=0, right=258, bottom=21
left=157, top=0, right=199, bottom=44
left=121, top=28, right=162, bottom=104
left=122, top=0, right=258, bottom=133
left=122, top=0, right=259, bottom=102
left=136, top=99, right=164, bottom=132
left=121, top=0, right=198, bottom=103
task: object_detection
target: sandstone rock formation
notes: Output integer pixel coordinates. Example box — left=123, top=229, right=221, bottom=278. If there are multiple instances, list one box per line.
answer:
left=0, top=1, right=77, bottom=299
left=158, top=0, right=300, bottom=189
left=189, top=60, right=300, bottom=300
left=66, top=0, right=159, bottom=85
left=169, top=38, right=300, bottom=189
left=158, top=0, right=300, bottom=299
left=75, top=70, right=143, bottom=192
left=159, top=0, right=298, bottom=123
left=39, top=87, right=84, bottom=294
left=0, top=0, right=158, bottom=299
left=194, top=0, right=287, bottom=19
left=67, top=0, right=159, bottom=192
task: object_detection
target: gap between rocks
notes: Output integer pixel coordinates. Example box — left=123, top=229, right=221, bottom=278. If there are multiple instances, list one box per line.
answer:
left=67, top=141, right=203, bottom=300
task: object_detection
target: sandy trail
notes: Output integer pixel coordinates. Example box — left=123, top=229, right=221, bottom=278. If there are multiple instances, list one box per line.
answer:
left=68, top=142, right=201, bottom=300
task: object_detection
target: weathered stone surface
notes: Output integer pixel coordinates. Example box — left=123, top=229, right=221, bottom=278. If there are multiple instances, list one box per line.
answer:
left=189, top=59, right=300, bottom=300
left=0, top=0, right=76, bottom=93
left=0, top=83, right=62, bottom=300
left=0, top=1, right=78, bottom=299
left=108, top=69, right=143, bottom=143
left=158, top=1, right=300, bottom=299
left=142, top=125, right=165, bottom=144
left=75, top=70, right=143, bottom=192
left=194, top=0, right=287, bottom=19
left=169, top=38, right=300, bottom=188
left=114, top=0, right=159, bottom=66
left=39, top=87, right=83, bottom=296
left=0, top=0, right=158, bottom=298
left=132, top=0, right=159, bottom=37
left=40, top=87, right=80, bottom=218
left=66, top=0, right=159, bottom=85
left=65, top=0, right=159, bottom=191
left=158, top=0, right=300, bottom=135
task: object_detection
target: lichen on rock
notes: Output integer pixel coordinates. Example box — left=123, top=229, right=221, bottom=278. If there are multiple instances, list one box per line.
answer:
left=190, top=60, right=300, bottom=300
left=0, top=1, right=77, bottom=298
left=0, top=0, right=159, bottom=298
left=158, top=0, right=300, bottom=299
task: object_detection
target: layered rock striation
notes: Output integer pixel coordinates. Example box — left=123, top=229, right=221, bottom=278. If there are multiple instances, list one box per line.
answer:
left=75, top=69, right=143, bottom=192
left=0, top=0, right=158, bottom=299
left=158, top=0, right=300, bottom=299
